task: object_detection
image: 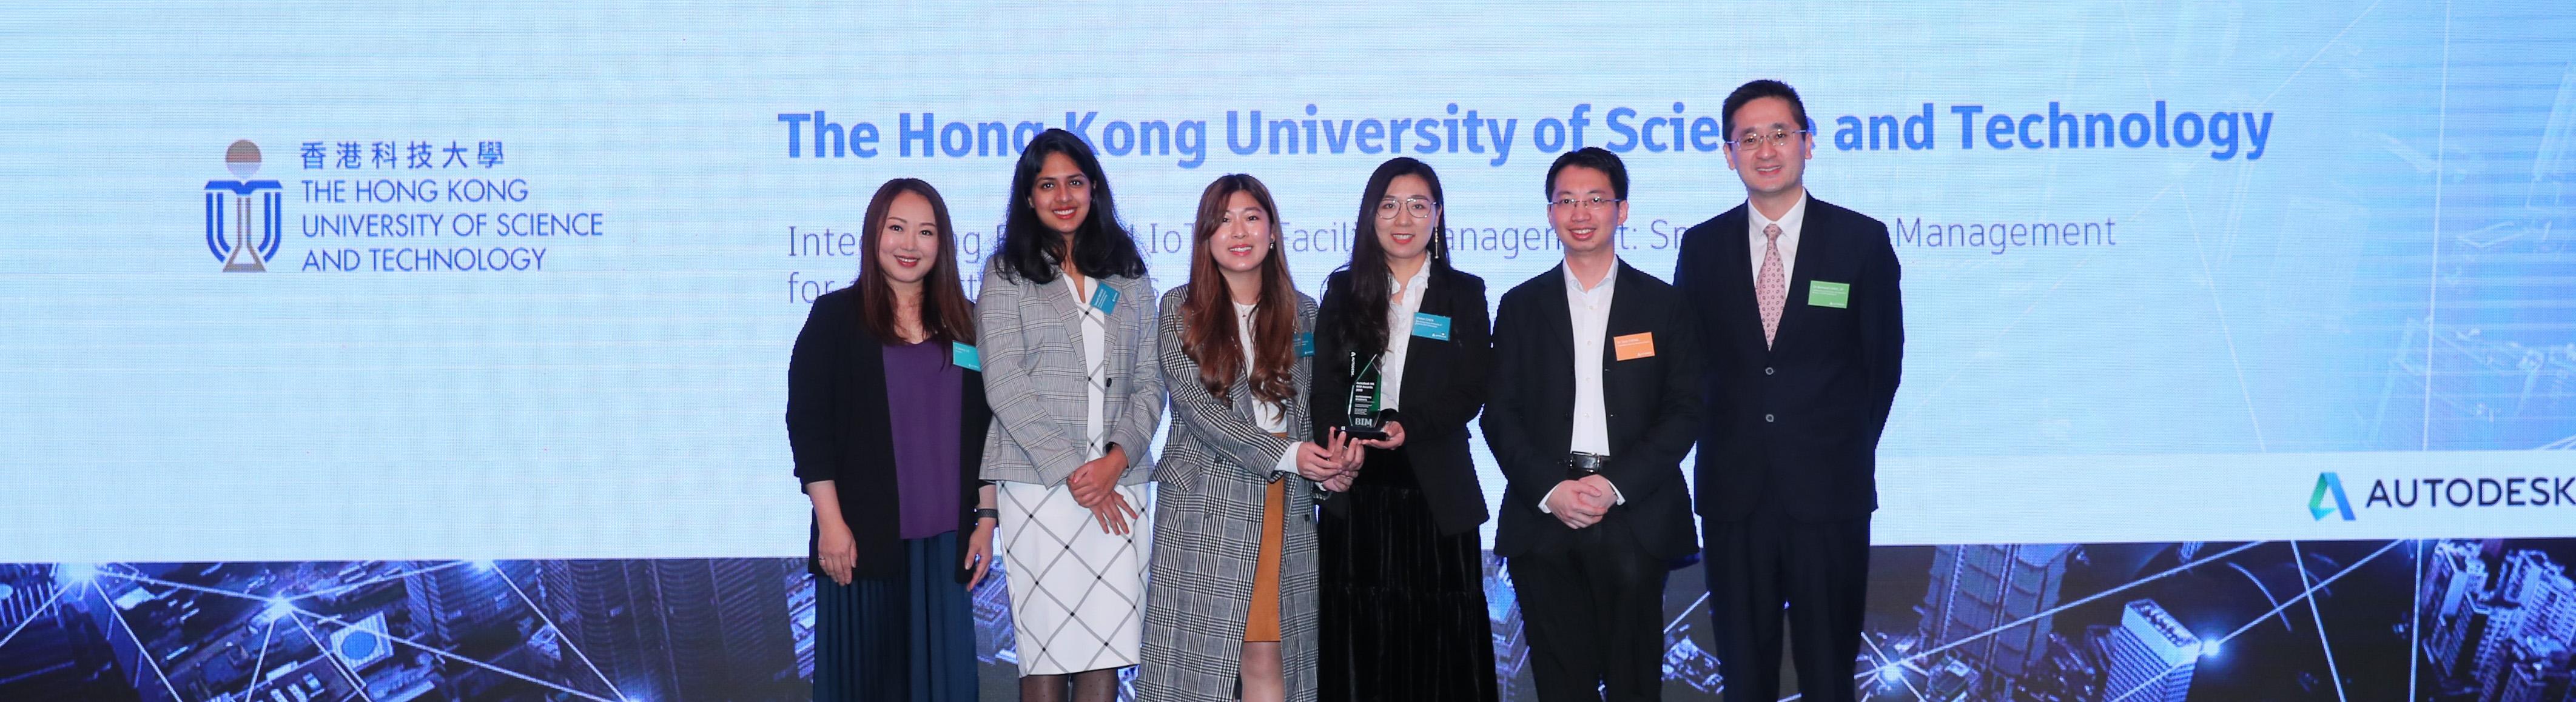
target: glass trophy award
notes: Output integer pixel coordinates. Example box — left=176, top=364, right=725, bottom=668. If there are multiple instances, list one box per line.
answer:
left=1343, top=352, right=1387, bottom=441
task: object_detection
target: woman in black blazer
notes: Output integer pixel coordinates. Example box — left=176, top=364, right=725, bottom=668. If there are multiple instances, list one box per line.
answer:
left=786, top=178, right=993, bottom=702
left=1308, top=158, right=1498, bottom=701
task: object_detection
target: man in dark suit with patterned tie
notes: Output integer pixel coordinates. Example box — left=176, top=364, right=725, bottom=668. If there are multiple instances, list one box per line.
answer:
left=1673, top=79, right=1905, bottom=702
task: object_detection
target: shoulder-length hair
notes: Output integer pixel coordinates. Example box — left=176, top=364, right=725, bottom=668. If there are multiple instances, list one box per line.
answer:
left=1322, top=156, right=1453, bottom=358
left=857, top=178, right=976, bottom=345
left=1180, top=174, right=1299, bottom=404
left=992, top=129, right=1148, bottom=284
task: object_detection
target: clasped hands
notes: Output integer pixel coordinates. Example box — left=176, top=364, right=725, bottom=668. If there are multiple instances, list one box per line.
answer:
left=1544, top=474, right=1620, bottom=529
left=1066, top=426, right=1377, bottom=534
left=1301, top=426, right=1373, bottom=492
left=1066, top=444, right=1142, bottom=535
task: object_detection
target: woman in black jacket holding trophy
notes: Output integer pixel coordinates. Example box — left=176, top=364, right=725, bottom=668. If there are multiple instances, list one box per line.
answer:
left=1306, top=157, right=1499, bottom=702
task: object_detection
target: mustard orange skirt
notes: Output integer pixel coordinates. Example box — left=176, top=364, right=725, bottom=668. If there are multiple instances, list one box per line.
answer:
left=1246, top=441, right=1289, bottom=643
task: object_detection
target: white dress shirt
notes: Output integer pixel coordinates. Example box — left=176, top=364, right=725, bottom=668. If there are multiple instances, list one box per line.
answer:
left=1236, top=301, right=1302, bottom=475
left=1567, top=262, right=1616, bottom=456
left=1747, top=193, right=1809, bottom=287
left=1541, top=258, right=1626, bottom=513
left=1376, top=261, right=1434, bottom=412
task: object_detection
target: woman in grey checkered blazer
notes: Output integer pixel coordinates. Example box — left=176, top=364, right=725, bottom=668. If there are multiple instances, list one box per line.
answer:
left=1137, top=175, right=1359, bottom=702
left=977, top=130, right=1165, bottom=702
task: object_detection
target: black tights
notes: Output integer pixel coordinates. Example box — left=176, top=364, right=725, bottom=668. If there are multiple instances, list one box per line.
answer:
left=1020, top=667, right=1120, bottom=702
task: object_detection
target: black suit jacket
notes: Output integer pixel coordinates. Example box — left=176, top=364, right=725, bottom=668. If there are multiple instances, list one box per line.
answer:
left=1675, top=193, right=1903, bottom=523
left=1484, top=262, right=1703, bottom=559
left=785, top=287, right=993, bottom=582
left=1309, top=266, right=1493, bottom=536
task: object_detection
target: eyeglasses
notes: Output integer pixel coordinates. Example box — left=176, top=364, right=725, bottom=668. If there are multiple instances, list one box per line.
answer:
left=1376, top=197, right=1439, bottom=220
left=1549, top=195, right=1622, bottom=211
left=1728, top=129, right=1809, bottom=151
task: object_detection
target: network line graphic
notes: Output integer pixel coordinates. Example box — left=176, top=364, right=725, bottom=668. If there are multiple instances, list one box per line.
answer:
left=0, top=558, right=817, bottom=702
left=3, top=539, right=2569, bottom=701
left=1639, top=538, right=2569, bottom=701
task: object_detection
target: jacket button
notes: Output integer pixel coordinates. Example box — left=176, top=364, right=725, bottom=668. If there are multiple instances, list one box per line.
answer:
left=1764, top=367, right=1775, bottom=375
left=1765, top=413, right=1776, bottom=423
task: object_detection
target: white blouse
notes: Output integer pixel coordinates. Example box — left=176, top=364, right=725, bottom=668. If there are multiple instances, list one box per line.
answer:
left=1237, top=301, right=1302, bottom=475
left=1376, top=261, right=1433, bottom=412
left=1236, top=301, right=1288, bottom=433
left=1065, top=274, right=1109, bottom=461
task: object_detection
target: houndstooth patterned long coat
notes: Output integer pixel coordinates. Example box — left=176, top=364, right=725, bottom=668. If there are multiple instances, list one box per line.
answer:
left=1136, top=285, right=1323, bottom=702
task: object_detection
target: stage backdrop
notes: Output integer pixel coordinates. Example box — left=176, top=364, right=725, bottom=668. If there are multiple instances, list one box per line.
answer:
left=2, top=1, right=2571, bottom=700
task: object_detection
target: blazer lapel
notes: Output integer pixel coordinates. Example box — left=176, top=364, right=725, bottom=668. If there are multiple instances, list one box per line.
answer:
left=1397, top=269, right=1448, bottom=394
left=1539, top=264, right=1578, bottom=388
left=1101, top=276, right=1134, bottom=390
left=1030, top=273, right=1091, bottom=342
left=1289, top=306, right=1313, bottom=435
left=1601, top=263, right=1648, bottom=438
left=1602, top=262, right=1649, bottom=361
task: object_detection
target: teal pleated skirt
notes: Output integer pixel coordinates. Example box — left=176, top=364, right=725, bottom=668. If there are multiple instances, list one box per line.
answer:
left=813, top=530, right=977, bottom=702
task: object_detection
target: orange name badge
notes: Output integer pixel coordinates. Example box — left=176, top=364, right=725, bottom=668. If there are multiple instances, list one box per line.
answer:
left=1613, top=332, right=1656, bottom=361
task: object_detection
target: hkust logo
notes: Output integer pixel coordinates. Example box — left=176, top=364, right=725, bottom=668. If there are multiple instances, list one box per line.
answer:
left=205, top=139, right=283, bottom=272
left=2309, top=472, right=2356, bottom=521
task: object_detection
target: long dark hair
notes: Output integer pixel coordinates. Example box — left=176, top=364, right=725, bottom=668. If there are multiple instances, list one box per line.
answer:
left=992, top=129, right=1147, bottom=284
left=1323, top=157, right=1453, bottom=358
left=1180, top=174, right=1299, bottom=404
left=857, top=178, right=975, bottom=345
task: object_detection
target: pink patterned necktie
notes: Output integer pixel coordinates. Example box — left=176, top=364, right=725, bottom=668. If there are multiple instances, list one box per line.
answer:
left=1757, top=223, right=1786, bottom=348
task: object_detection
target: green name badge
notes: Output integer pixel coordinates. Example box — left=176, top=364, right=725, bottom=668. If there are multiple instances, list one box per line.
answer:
left=1808, top=280, right=1851, bottom=309
left=952, top=342, right=981, bottom=371
left=1296, top=332, right=1315, bottom=357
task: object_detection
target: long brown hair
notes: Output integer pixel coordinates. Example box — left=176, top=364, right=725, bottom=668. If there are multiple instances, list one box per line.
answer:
left=858, top=178, right=977, bottom=346
left=1180, top=174, right=1297, bottom=404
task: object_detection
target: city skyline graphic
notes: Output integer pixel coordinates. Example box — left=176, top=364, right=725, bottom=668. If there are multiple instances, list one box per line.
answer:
left=7, top=537, right=2573, bottom=701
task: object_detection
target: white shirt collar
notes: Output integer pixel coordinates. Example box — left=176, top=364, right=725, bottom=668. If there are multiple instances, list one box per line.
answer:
left=1564, top=256, right=1620, bottom=296
left=1390, top=259, right=1434, bottom=301
left=1748, top=192, right=1808, bottom=239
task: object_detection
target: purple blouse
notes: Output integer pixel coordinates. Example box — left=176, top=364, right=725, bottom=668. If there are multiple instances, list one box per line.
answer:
left=884, top=339, right=965, bottom=540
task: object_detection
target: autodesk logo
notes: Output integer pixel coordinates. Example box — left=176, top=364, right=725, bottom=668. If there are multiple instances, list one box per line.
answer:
left=2310, top=472, right=2356, bottom=521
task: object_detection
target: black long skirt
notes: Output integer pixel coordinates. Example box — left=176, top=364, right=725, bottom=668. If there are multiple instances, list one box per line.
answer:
left=1317, top=447, right=1499, bottom=701
left=813, top=530, right=977, bottom=702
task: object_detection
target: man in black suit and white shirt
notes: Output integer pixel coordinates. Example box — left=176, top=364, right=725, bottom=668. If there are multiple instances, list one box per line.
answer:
left=1675, top=80, right=1905, bottom=702
left=1485, top=147, right=1702, bottom=701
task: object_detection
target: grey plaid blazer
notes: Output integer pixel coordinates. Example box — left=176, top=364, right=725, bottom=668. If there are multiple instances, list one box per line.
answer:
left=975, top=264, right=1163, bottom=486
left=1137, top=285, right=1322, bottom=702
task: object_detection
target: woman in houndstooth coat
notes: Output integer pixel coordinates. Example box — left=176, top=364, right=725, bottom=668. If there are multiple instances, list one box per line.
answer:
left=1138, top=175, right=1359, bottom=702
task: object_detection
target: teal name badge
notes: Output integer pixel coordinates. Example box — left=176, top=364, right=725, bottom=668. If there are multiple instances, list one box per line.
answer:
left=1296, top=332, right=1315, bottom=357
left=952, top=342, right=981, bottom=371
left=1808, top=280, right=1851, bottom=309
left=1088, top=284, right=1120, bottom=314
left=1411, top=312, right=1453, bottom=341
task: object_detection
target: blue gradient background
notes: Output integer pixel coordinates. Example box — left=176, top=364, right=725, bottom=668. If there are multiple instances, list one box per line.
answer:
left=0, top=0, right=2568, bottom=583
left=2, top=2, right=2573, bottom=701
